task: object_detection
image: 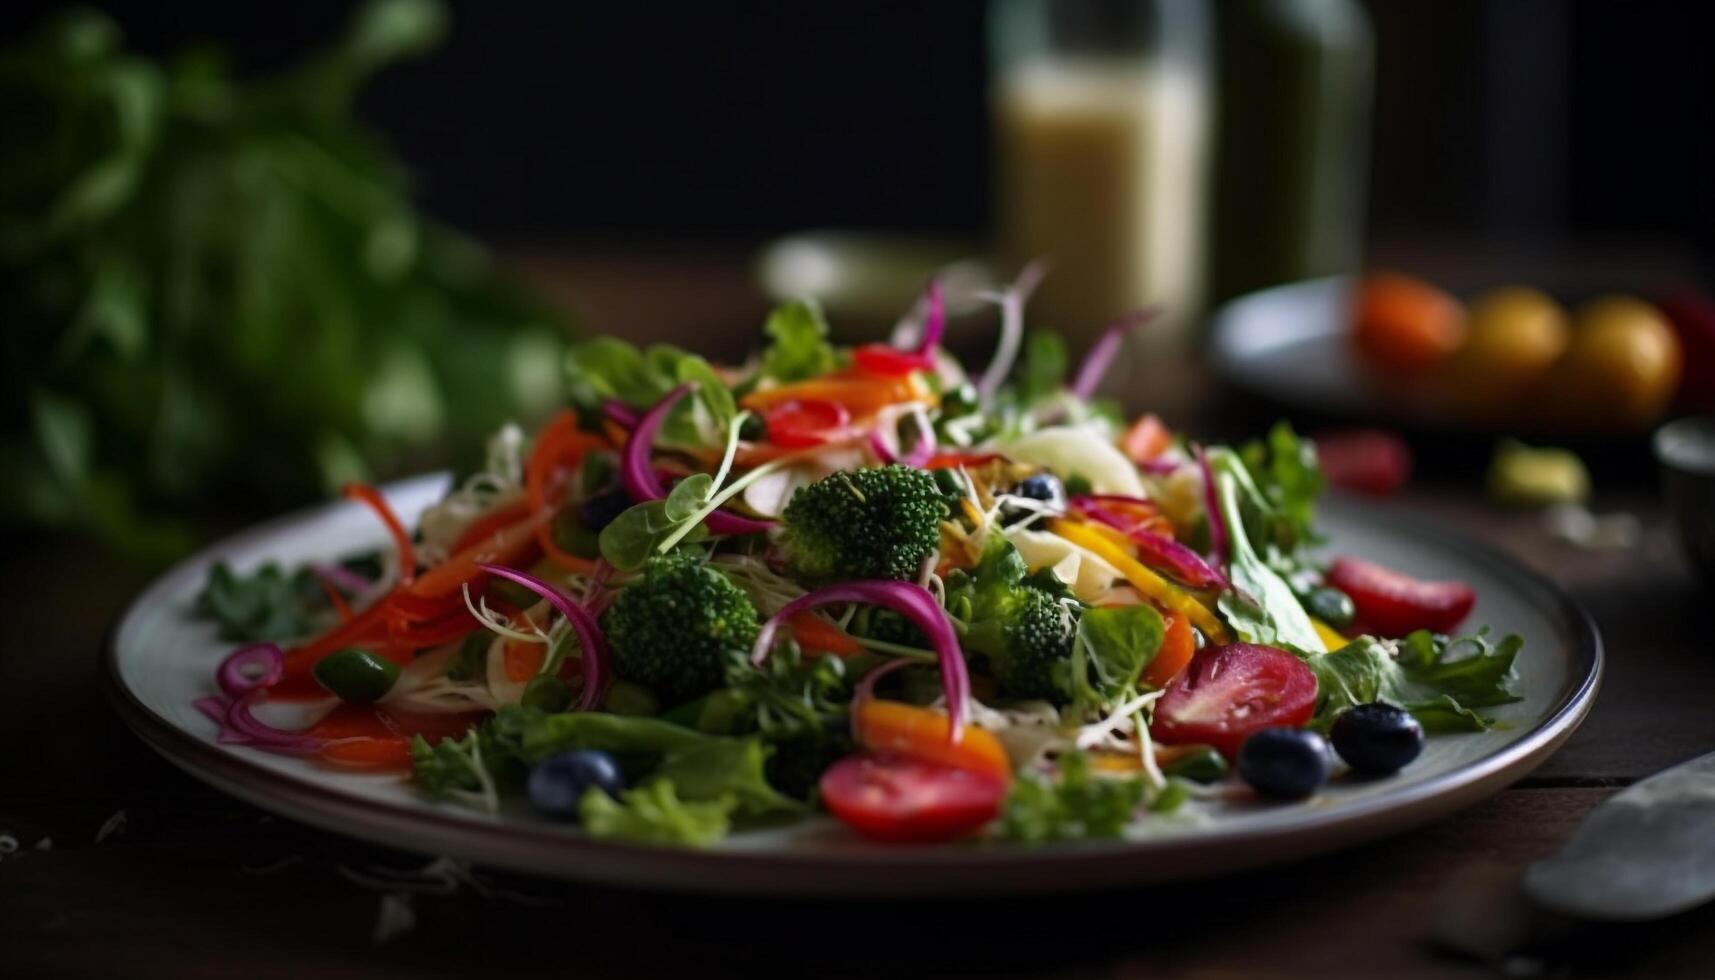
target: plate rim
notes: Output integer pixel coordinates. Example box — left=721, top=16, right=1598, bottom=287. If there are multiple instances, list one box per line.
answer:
left=101, top=482, right=1603, bottom=896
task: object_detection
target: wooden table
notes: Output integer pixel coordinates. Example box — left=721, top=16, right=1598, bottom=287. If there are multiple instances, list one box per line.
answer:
left=4, top=256, right=1713, bottom=979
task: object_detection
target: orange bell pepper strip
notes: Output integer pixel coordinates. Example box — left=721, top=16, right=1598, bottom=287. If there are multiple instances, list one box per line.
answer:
left=740, top=371, right=932, bottom=419
left=1119, top=413, right=1173, bottom=464
left=524, top=410, right=606, bottom=574
left=450, top=497, right=535, bottom=554
left=344, top=484, right=417, bottom=586
left=1140, top=612, right=1196, bottom=689
left=855, top=700, right=1011, bottom=786
left=1050, top=519, right=1230, bottom=643
left=787, top=612, right=863, bottom=657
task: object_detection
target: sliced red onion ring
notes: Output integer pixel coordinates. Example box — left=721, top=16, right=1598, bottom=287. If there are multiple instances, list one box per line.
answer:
left=1073, top=498, right=1227, bottom=590
left=867, top=407, right=938, bottom=468
left=622, top=385, right=772, bottom=536
left=1070, top=307, right=1159, bottom=401
left=1137, top=457, right=1182, bottom=476
left=217, top=642, right=285, bottom=700
left=602, top=399, right=640, bottom=430
left=224, top=692, right=324, bottom=754
left=914, top=280, right=945, bottom=356
left=977, top=260, right=1049, bottom=401
left=751, top=581, right=971, bottom=741
left=1195, top=444, right=1229, bottom=569
left=478, top=563, right=611, bottom=711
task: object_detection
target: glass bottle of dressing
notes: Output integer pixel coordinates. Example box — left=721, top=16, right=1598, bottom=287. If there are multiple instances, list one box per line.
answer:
left=991, top=0, right=1214, bottom=354
left=1209, top=0, right=1373, bottom=304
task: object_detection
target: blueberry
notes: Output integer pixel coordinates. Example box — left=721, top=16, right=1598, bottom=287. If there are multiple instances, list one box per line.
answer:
left=1330, top=702, right=1425, bottom=774
left=1237, top=728, right=1332, bottom=800
left=1305, top=586, right=1356, bottom=629
left=527, top=750, right=625, bottom=820
left=578, top=487, right=634, bottom=531
left=1001, top=473, right=1066, bottom=526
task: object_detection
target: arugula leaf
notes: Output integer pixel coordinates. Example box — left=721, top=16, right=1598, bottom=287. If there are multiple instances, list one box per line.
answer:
left=579, top=782, right=734, bottom=847
left=1237, top=421, right=1324, bottom=555
left=758, top=299, right=837, bottom=383
left=196, top=561, right=324, bottom=642
left=1209, top=451, right=1323, bottom=653
left=1070, top=604, right=1165, bottom=712
left=564, top=338, right=733, bottom=447
left=598, top=500, right=709, bottom=570
left=651, top=738, right=802, bottom=816
left=1000, top=750, right=1144, bottom=842
left=1018, top=330, right=1068, bottom=405
left=1303, top=629, right=1524, bottom=733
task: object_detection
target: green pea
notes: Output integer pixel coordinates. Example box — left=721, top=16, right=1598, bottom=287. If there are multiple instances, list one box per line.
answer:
left=312, top=648, right=400, bottom=704
left=1306, top=586, right=1356, bottom=629
left=1161, top=745, right=1229, bottom=784
left=940, top=383, right=980, bottom=416
left=602, top=680, right=660, bottom=717
left=521, top=675, right=572, bottom=712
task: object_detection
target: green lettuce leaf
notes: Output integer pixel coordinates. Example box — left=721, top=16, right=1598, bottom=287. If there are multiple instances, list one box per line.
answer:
left=1303, top=629, right=1524, bottom=733
left=1000, top=750, right=1145, bottom=842
left=1209, top=450, right=1323, bottom=653
left=758, top=299, right=837, bottom=383
left=579, top=782, right=734, bottom=847
left=1070, top=603, right=1165, bottom=712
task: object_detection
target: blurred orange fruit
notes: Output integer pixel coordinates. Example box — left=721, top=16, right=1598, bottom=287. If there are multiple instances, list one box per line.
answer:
left=1352, top=272, right=1467, bottom=377
left=1444, top=285, right=1570, bottom=419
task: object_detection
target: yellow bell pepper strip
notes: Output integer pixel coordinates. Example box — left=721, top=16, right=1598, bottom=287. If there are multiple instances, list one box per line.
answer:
left=1311, top=617, right=1348, bottom=653
left=1050, top=519, right=1230, bottom=643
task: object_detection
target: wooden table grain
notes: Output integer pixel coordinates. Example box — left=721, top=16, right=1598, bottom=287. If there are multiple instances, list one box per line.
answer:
left=3, top=256, right=1712, bottom=980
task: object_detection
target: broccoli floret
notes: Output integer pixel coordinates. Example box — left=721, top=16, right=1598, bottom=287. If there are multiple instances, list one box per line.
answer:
left=781, top=465, right=948, bottom=583
left=602, top=551, right=761, bottom=703
left=950, top=536, right=1078, bottom=702
left=991, top=587, right=1076, bottom=700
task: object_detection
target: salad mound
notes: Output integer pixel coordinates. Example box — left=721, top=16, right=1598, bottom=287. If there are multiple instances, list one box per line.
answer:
left=194, top=274, right=1523, bottom=846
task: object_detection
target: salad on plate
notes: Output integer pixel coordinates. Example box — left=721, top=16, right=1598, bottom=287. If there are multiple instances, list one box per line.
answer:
left=194, top=271, right=1523, bottom=847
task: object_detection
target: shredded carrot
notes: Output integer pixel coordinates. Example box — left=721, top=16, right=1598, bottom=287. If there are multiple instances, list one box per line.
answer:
left=344, top=484, right=417, bottom=587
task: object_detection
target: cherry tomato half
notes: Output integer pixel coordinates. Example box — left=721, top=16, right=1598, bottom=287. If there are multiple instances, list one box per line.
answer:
left=763, top=398, right=850, bottom=448
left=853, top=344, right=932, bottom=377
left=1326, top=555, right=1475, bottom=638
left=1150, top=644, right=1319, bottom=759
left=819, top=754, right=1006, bottom=843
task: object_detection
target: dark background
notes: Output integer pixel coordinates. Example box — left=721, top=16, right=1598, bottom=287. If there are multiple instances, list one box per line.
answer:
left=3, top=0, right=1712, bottom=262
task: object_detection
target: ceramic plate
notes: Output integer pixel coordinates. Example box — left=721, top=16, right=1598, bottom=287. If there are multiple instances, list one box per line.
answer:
left=105, top=474, right=1601, bottom=896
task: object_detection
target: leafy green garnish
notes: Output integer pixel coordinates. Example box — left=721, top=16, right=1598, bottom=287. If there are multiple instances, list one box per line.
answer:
left=196, top=561, right=324, bottom=642
left=1208, top=450, right=1323, bottom=653
left=579, top=782, right=734, bottom=847
left=1237, top=421, right=1324, bottom=558
left=1, top=2, right=567, bottom=559
left=563, top=338, right=733, bottom=447
left=1068, top=603, right=1165, bottom=714
left=1303, top=629, right=1524, bottom=733
left=1017, top=330, right=1068, bottom=405
left=758, top=299, right=837, bottom=383
left=1000, top=750, right=1145, bottom=842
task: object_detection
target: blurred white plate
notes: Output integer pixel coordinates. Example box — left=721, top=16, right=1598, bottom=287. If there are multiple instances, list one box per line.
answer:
left=106, top=473, right=1600, bottom=896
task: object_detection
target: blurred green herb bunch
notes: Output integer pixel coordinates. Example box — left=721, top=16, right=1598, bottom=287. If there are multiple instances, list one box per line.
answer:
left=0, top=0, right=570, bottom=558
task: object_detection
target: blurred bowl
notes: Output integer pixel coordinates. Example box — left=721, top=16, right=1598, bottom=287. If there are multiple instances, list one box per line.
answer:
left=1654, top=416, right=1715, bottom=588
left=754, top=231, right=994, bottom=342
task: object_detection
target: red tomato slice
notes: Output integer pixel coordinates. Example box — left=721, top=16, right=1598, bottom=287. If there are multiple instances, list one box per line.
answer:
left=819, top=754, right=1006, bottom=843
left=853, top=344, right=932, bottom=377
left=1327, top=555, right=1475, bottom=638
left=1150, top=644, right=1319, bottom=758
left=763, top=398, right=851, bottom=448
left=1315, top=429, right=1412, bottom=496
